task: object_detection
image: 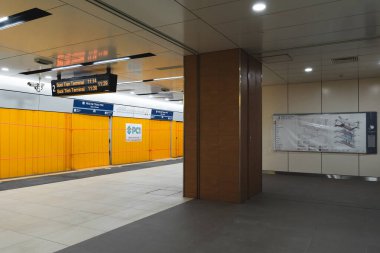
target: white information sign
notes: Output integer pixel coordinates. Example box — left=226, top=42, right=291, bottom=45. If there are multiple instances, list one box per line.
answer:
left=273, top=113, right=367, bottom=153
left=114, top=105, right=152, bottom=119
left=126, top=123, right=142, bottom=142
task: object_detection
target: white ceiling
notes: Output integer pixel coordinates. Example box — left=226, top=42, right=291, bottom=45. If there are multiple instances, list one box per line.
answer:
left=1, top=0, right=380, bottom=94
left=0, top=0, right=185, bottom=102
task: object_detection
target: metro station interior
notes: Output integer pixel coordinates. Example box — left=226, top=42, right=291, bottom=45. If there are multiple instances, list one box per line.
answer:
left=1, top=1, right=380, bottom=253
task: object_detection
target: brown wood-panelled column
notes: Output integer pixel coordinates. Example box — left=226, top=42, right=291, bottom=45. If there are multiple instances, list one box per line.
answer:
left=184, top=49, right=262, bottom=203
left=183, top=54, right=199, bottom=198
left=248, top=54, right=263, bottom=197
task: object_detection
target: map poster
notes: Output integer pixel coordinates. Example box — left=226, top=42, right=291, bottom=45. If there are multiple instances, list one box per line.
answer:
left=273, top=112, right=377, bottom=154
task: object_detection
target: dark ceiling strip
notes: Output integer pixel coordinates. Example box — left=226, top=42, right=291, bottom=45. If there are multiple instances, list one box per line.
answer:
left=116, top=89, right=134, bottom=92
left=129, top=53, right=155, bottom=59
left=19, top=52, right=156, bottom=75
left=0, top=8, right=51, bottom=29
left=156, top=65, right=183, bottom=71
left=86, top=0, right=198, bottom=55
left=19, top=68, right=53, bottom=75
left=136, top=93, right=159, bottom=96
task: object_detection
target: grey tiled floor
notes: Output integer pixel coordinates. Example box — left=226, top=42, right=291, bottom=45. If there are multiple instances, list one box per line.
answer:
left=0, top=163, right=189, bottom=253
left=59, top=173, right=380, bottom=253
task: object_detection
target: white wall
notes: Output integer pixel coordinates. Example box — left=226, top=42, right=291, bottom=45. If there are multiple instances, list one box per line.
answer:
left=0, top=75, right=51, bottom=95
left=75, top=93, right=183, bottom=112
left=263, top=77, right=380, bottom=177
left=0, top=74, right=183, bottom=113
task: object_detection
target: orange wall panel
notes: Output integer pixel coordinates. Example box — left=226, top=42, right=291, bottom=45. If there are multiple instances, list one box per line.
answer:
left=0, top=109, right=10, bottom=179
left=171, top=121, right=184, bottom=158
left=111, top=117, right=151, bottom=165
left=1, top=107, right=182, bottom=180
left=177, top=122, right=184, bottom=157
left=0, top=109, right=72, bottom=179
left=149, top=120, right=171, bottom=160
left=71, top=114, right=109, bottom=170
left=112, top=117, right=173, bottom=164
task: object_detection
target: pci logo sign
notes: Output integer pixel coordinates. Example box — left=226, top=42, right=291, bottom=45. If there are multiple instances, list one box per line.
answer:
left=126, top=123, right=142, bottom=142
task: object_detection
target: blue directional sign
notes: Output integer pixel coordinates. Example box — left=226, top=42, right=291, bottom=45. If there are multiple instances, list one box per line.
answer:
left=73, top=100, right=114, bottom=116
left=151, top=109, right=173, bottom=121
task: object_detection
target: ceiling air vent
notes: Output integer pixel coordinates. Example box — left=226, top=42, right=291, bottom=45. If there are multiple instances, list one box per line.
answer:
left=34, top=57, right=53, bottom=65
left=331, top=56, right=358, bottom=64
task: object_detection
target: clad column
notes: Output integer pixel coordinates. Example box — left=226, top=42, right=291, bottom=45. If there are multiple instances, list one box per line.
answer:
left=184, top=48, right=262, bottom=203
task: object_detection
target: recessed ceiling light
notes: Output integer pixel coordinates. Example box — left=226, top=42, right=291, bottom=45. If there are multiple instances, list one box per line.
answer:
left=93, top=56, right=130, bottom=65
left=164, top=98, right=170, bottom=101
left=0, top=21, right=24, bottom=31
left=20, top=53, right=155, bottom=75
left=304, top=67, right=313, bottom=73
left=51, top=64, right=82, bottom=71
left=45, top=75, right=52, bottom=79
left=1, top=67, right=9, bottom=71
left=149, top=95, right=154, bottom=98
left=118, top=80, right=143, bottom=85
left=130, top=91, right=135, bottom=94
left=0, top=8, right=51, bottom=31
left=153, top=76, right=184, bottom=81
left=252, top=2, right=266, bottom=12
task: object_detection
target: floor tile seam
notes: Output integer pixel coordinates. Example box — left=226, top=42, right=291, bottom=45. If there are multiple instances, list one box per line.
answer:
left=263, top=194, right=380, bottom=212
left=1, top=204, right=120, bottom=218
left=0, top=160, right=183, bottom=192
left=8, top=195, right=148, bottom=211
left=28, top=225, right=106, bottom=246
left=0, top=226, right=72, bottom=248
left=0, top=206, right=79, bottom=220
left=79, top=217, right=139, bottom=232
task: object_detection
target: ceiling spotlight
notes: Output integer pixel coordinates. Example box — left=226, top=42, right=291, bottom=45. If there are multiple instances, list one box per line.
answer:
left=149, top=95, right=154, bottom=98
left=164, top=98, right=170, bottom=101
left=304, top=67, right=313, bottom=73
left=1, top=67, right=9, bottom=71
left=252, top=2, right=266, bottom=12
left=45, top=75, right=52, bottom=79
left=130, top=91, right=135, bottom=94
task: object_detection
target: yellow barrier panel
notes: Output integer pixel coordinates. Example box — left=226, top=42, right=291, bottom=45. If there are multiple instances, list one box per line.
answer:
left=171, top=121, right=184, bottom=158
left=71, top=114, right=109, bottom=169
left=149, top=120, right=171, bottom=160
left=111, top=117, right=151, bottom=164
left=177, top=121, right=184, bottom=157
left=0, top=108, right=72, bottom=179
left=0, top=108, right=182, bottom=179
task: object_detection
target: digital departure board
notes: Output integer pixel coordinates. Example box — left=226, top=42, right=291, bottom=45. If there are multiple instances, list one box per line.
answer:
left=51, top=74, right=117, bottom=96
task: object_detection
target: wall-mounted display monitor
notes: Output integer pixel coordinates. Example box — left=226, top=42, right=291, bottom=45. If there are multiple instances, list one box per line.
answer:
left=51, top=73, right=117, bottom=96
left=273, top=112, right=377, bottom=154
